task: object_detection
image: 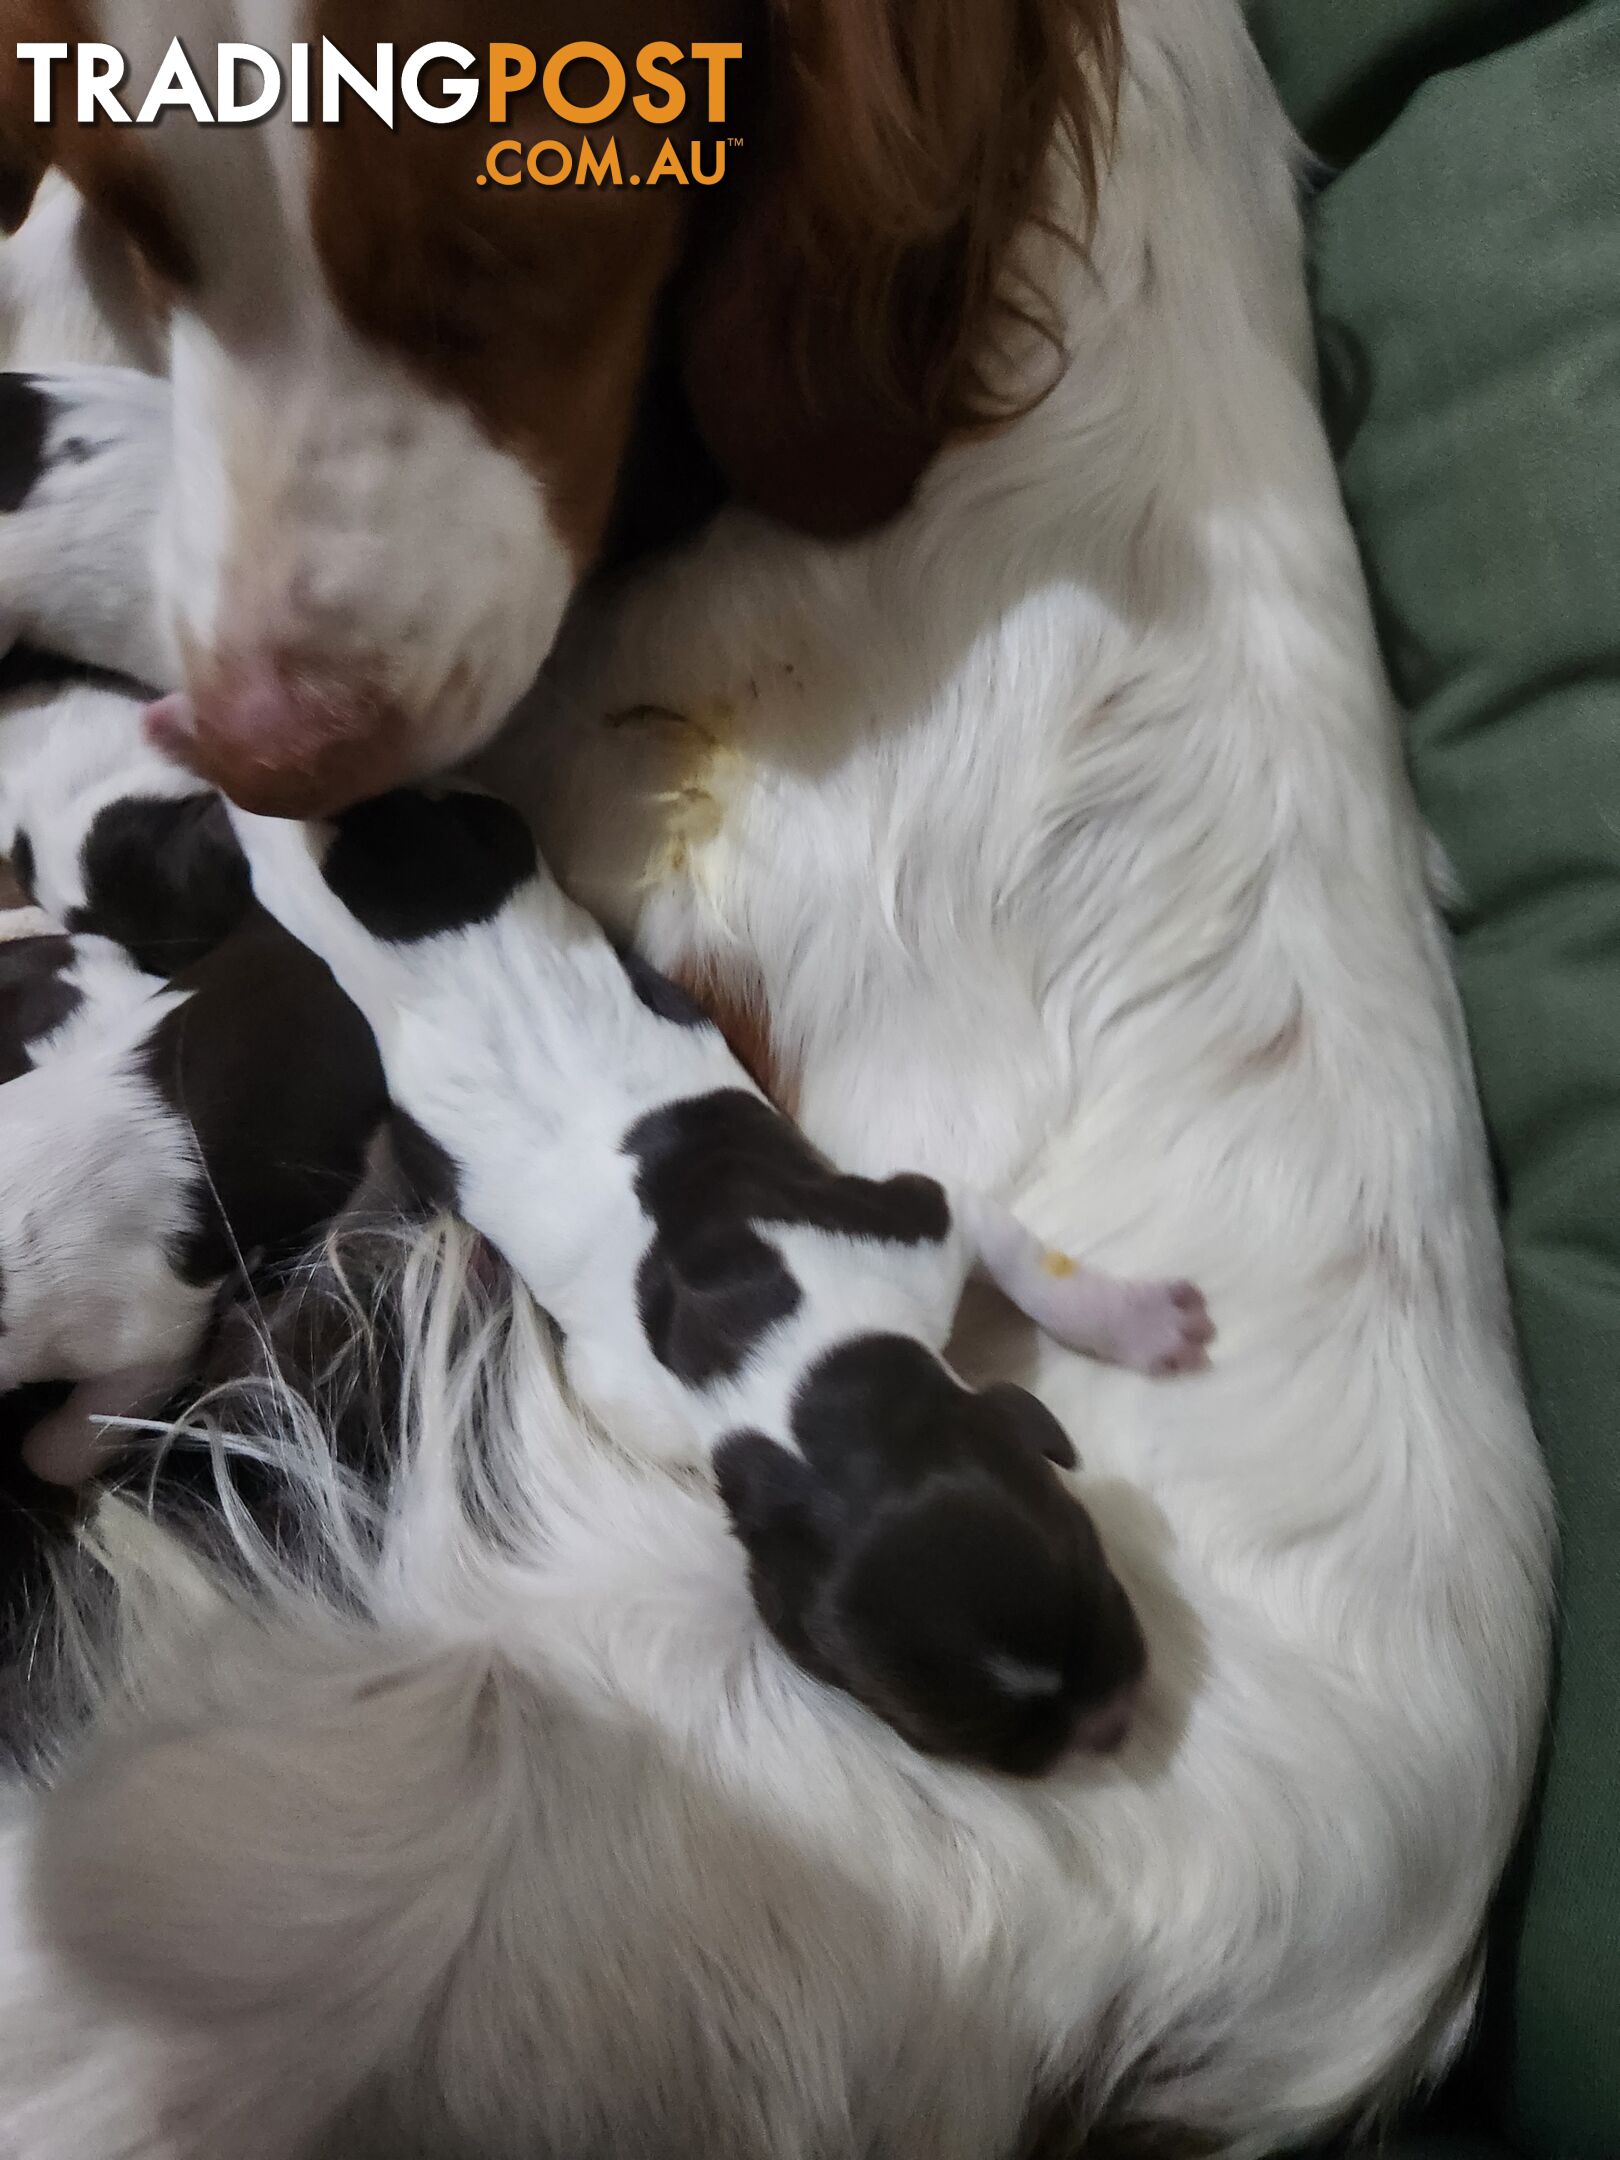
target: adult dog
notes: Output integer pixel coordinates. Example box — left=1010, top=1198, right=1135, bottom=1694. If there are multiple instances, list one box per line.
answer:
left=0, top=1, right=1551, bottom=2155
left=0, top=0, right=1121, bottom=810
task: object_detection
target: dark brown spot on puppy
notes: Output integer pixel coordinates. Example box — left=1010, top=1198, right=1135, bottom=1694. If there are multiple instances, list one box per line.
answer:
left=0, top=933, right=83, bottom=1081
left=67, top=793, right=250, bottom=976
left=319, top=790, right=538, bottom=945
left=627, top=1089, right=948, bottom=1386
left=0, top=644, right=151, bottom=701
left=0, top=375, right=51, bottom=513
left=8, top=832, right=36, bottom=905
left=140, top=911, right=388, bottom=1286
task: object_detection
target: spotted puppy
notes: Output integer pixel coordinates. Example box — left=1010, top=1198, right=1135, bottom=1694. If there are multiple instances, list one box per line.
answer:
left=0, top=911, right=386, bottom=1486
left=233, top=790, right=1214, bottom=1776
left=0, top=908, right=160, bottom=1082
left=0, top=670, right=249, bottom=975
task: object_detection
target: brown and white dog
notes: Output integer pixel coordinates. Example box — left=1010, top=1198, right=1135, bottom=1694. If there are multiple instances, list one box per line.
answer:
left=0, top=0, right=1121, bottom=814
left=0, top=4, right=1553, bottom=2158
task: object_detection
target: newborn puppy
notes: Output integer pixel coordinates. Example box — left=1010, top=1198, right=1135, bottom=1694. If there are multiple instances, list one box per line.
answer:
left=0, top=912, right=387, bottom=1485
left=234, top=790, right=1214, bottom=1775
left=0, top=908, right=159, bottom=1082
left=0, top=673, right=250, bottom=974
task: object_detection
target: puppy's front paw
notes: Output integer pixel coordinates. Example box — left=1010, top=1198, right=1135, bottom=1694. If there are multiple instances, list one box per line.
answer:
left=1094, top=1279, right=1214, bottom=1377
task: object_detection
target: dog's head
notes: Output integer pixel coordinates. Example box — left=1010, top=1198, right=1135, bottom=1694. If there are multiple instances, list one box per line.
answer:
left=716, top=1337, right=1145, bottom=1776
left=0, top=1, right=1120, bottom=814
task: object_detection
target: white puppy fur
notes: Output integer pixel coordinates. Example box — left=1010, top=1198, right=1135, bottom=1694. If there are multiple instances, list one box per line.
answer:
left=0, top=977, right=210, bottom=1484
left=0, top=679, right=208, bottom=918
left=0, top=910, right=160, bottom=1065
left=0, top=0, right=1552, bottom=2154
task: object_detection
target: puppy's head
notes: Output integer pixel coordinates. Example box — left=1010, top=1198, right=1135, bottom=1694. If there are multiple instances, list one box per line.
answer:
left=716, top=1338, right=1145, bottom=1776
left=0, top=0, right=1123, bottom=812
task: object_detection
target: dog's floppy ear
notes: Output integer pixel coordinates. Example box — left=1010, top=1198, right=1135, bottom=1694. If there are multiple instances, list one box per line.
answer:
left=713, top=1432, right=835, bottom=1661
left=713, top=1430, right=819, bottom=1546
left=680, top=0, right=1123, bottom=538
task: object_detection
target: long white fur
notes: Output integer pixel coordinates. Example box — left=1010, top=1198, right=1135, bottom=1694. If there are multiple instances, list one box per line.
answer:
left=0, top=1, right=1553, bottom=2154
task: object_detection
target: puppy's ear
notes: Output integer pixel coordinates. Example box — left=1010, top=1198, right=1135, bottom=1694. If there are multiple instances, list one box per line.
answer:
left=713, top=1431, right=819, bottom=1549
left=979, top=1382, right=1078, bottom=1471
left=679, top=0, right=1123, bottom=538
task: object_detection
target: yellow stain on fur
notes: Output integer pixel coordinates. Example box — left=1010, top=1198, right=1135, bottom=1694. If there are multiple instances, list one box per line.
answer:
left=1041, top=1249, right=1078, bottom=1278
left=616, top=698, right=745, bottom=894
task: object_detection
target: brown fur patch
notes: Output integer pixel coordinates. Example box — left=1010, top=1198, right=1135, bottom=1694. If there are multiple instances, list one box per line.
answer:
left=3, top=0, right=1125, bottom=548
left=308, top=0, right=745, bottom=568
left=671, top=954, right=790, bottom=1112
left=680, top=0, right=1125, bottom=533
left=0, top=1, right=195, bottom=281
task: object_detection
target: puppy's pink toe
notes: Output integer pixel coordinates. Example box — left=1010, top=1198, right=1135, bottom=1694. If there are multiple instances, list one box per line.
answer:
left=1155, top=1344, right=1210, bottom=1378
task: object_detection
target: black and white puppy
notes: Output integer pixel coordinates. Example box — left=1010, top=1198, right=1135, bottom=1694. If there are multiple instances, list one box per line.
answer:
left=0, top=673, right=250, bottom=974
left=233, top=790, right=1214, bottom=1776
left=0, top=911, right=386, bottom=1486
left=0, top=369, right=172, bottom=694
left=0, top=906, right=160, bottom=1081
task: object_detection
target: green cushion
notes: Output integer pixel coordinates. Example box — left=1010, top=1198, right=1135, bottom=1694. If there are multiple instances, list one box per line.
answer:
left=1246, top=0, right=1585, bottom=163
left=1248, top=3, right=1620, bottom=2156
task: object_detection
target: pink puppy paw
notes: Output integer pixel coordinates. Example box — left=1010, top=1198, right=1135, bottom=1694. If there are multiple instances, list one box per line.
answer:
left=1105, top=1279, right=1215, bottom=1377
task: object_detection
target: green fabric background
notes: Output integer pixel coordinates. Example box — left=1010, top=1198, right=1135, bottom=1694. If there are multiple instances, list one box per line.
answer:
left=1246, top=4, right=1620, bottom=2156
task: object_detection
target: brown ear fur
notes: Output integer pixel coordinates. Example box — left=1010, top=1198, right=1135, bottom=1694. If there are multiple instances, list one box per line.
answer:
left=0, top=95, right=49, bottom=235
left=681, top=0, right=1123, bottom=538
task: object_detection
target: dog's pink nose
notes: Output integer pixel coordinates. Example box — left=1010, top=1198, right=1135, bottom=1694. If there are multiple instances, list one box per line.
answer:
left=1071, top=1682, right=1139, bottom=1756
left=145, top=662, right=407, bottom=818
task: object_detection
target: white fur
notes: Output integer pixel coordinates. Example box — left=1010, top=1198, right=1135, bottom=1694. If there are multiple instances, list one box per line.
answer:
left=0, top=679, right=204, bottom=919
left=0, top=172, right=161, bottom=376
left=0, top=367, right=175, bottom=686
left=0, top=916, right=162, bottom=1068
left=0, top=1, right=1552, bottom=2154
left=0, top=988, right=214, bottom=1482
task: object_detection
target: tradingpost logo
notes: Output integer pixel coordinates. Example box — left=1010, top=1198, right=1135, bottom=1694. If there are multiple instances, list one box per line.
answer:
left=11, top=37, right=745, bottom=188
